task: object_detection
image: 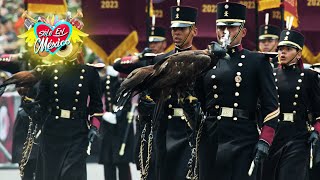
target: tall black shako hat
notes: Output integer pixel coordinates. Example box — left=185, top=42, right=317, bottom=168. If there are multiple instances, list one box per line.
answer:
left=259, top=25, right=281, bottom=40
left=278, top=30, right=304, bottom=50
left=149, top=26, right=166, bottom=42
left=170, top=6, right=198, bottom=28
left=216, top=1, right=246, bottom=26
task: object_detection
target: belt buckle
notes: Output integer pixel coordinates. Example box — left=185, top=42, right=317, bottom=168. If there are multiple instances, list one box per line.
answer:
left=221, top=107, right=233, bottom=118
left=283, top=113, right=294, bottom=122
left=60, top=109, right=71, bottom=119
left=173, top=108, right=184, bottom=117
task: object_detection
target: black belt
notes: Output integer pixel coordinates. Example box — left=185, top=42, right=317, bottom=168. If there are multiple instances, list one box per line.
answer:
left=51, top=109, right=88, bottom=119
left=209, top=107, right=255, bottom=120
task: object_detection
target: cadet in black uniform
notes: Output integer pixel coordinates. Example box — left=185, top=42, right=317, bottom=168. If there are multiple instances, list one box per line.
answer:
left=151, top=5, right=199, bottom=180
left=194, top=2, right=279, bottom=180
left=99, top=66, right=133, bottom=180
left=258, top=15, right=281, bottom=67
left=113, top=26, right=167, bottom=74
left=261, top=29, right=320, bottom=180
left=113, top=24, right=168, bottom=180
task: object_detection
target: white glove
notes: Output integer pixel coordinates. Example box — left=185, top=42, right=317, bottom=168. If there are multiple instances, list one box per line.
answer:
left=102, top=112, right=117, bottom=124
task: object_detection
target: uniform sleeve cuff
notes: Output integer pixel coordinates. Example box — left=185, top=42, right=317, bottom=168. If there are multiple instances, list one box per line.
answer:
left=120, top=56, right=133, bottom=65
left=259, top=125, right=275, bottom=146
left=314, top=120, right=320, bottom=133
left=90, top=117, right=101, bottom=130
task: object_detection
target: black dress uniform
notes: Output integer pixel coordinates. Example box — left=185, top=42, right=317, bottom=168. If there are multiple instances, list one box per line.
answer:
left=262, top=30, right=320, bottom=180
left=258, top=24, right=281, bottom=67
left=195, top=2, right=279, bottom=180
left=112, top=25, right=168, bottom=180
left=35, top=61, right=103, bottom=180
left=99, top=70, right=134, bottom=180
left=12, top=85, right=40, bottom=180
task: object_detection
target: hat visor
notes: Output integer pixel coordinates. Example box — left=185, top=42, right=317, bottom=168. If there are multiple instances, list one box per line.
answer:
left=216, top=22, right=242, bottom=26
left=259, top=35, right=279, bottom=40
left=278, top=42, right=301, bottom=50
left=171, top=22, right=192, bottom=28
left=149, top=37, right=166, bottom=43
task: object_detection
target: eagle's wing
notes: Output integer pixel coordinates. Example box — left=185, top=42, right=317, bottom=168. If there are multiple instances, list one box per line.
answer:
left=116, top=65, right=155, bottom=110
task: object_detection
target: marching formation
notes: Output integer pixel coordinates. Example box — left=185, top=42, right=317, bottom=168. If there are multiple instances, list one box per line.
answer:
left=0, top=0, right=320, bottom=180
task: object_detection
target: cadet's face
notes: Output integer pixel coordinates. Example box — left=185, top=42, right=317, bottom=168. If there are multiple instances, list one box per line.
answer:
left=171, top=26, right=197, bottom=49
left=259, top=39, right=279, bottom=52
left=149, top=41, right=167, bottom=54
left=216, top=25, right=247, bottom=47
left=278, top=46, right=302, bottom=65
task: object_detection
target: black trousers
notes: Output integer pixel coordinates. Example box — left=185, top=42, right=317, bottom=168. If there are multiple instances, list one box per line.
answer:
left=21, top=159, right=37, bottom=180
left=104, top=163, right=131, bottom=180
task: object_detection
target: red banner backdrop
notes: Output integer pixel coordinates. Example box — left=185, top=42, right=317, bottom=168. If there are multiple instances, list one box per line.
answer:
left=83, top=0, right=320, bottom=64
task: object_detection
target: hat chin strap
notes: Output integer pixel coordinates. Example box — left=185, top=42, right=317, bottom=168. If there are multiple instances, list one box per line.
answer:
left=176, top=26, right=193, bottom=49
left=225, top=22, right=245, bottom=49
left=280, top=51, right=300, bottom=66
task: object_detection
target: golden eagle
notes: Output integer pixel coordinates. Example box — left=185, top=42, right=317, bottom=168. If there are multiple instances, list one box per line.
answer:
left=116, top=49, right=220, bottom=121
left=0, top=66, right=47, bottom=96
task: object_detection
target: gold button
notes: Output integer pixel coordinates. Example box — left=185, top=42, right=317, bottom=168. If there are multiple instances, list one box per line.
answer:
left=107, top=97, right=111, bottom=101
left=300, top=73, right=304, bottom=76
left=295, top=94, right=298, bottom=98
left=78, top=84, right=82, bottom=87
left=168, top=104, right=172, bottom=108
left=296, top=86, right=300, bottom=90
left=55, top=116, right=59, bottom=119
left=238, top=63, right=243, bottom=67
left=181, top=116, right=185, bottom=120
left=293, top=111, right=296, bottom=114
left=236, top=83, right=240, bottom=87
left=107, top=92, right=110, bottom=95
left=298, top=79, right=302, bottom=83
left=56, top=106, right=59, bottom=109
left=54, top=84, right=58, bottom=88
left=54, top=91, right=58, bottom=95
left=55, top=99, right=59, bottom=102
left=76, top=91, right=80, bottom=95
left=273, top=73, right=276, bottom=76
left=293, top=102, right=297, bottom=106
left=81, top=69, right=85, bottom=73
left=235, top=92, right=239, bottom=96
left=233, top=117, right=238, bottom=121
left=217, top=116, right=221, bottom=120
left=215, top=105, right=220, bottom=109
left=236, top=72, right=241, bottom=76
left=214, top=94, right=218, bottom=99
left=275, top=79, right=277, bottom=82
left=276, top=86, right=278, bottom=90
left=75, top=99, right=79, bottom=102
left=234, top=103, right=238, bottom=107
left=54, top=76, right=58, bottom=80
left=213, top=85, right=217, bottom=89
left=168, top=115, right=172, bottom=119
left=80, top=76, right=84, bottom=79
left=211, top=75, right=216, bottom=79
left=54, top=69, right=58, bottom=73
left=37, top=67, right=41, bottom=72
left=106, top=80, right=110, bottom=84
left=107, top=76, right=110, bottom=79
left=106, top=86, right=110, bottom=89
left=241, top=55, right=245, bottom=58
left=72, top=107, right=76, bottom=110
left=213, top=66, right=217, bottom=69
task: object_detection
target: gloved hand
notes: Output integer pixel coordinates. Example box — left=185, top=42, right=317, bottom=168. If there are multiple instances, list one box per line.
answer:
left=88, top=126, right=99, bottom=143
left=309, top=130, right=319, bottom=146
left=253, top=140, right=270, bottom=164
left=102, top=112, right=117, bottom=124
left=138, top=47, right=153, bottom=60
left=208, top=41, right=227, bottom=58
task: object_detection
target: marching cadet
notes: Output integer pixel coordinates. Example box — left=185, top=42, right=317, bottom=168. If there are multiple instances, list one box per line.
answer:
left=194, top=2, right=279, bottom=179
left=113, top=26, right=167, bottom=74
left=261, top=29, right=320, bottom=180
left=99, top=66, right=134, bottom=180
left=258, top=14, right=281, bottom=67
left=151, top=4, right=199, bottom=180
